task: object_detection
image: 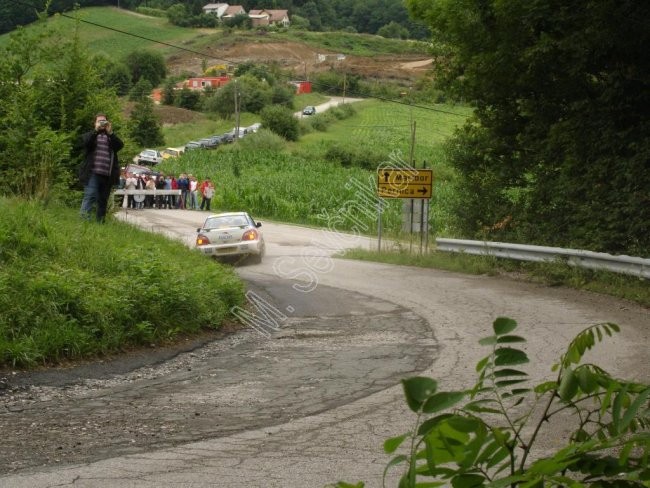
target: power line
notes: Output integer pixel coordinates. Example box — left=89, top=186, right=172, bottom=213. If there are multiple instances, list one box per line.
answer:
left=12, top=0, right=469, bottom=118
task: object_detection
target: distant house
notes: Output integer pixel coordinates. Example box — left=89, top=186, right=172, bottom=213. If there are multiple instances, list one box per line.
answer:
left=222, top=5, right=246, bottom=19
left=185, top=76, right=231, bottom=91
left=249, top=9, right=290, bottom=27
left=202, top=3, right=228, bottom=17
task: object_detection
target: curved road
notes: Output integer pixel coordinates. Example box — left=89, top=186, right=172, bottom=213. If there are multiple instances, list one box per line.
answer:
left=1, top=209, right=648, bottom=487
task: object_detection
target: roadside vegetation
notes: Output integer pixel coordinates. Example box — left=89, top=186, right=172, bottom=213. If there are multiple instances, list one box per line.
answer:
left=0, top=198, right=244, bottom=368
left=333, top=318, right=650, bottom=487
left=342, top=248, right=650, bottom=308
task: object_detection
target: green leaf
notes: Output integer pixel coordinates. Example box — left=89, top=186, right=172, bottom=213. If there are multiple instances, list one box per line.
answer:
left=612, top=385, right=629, bottom=434
left=479, top=336, right=497, bottom=346
left=493, top=317, right=517, bottom=335
left=621, top=387, right=650, bottom=431
left=451, top=473, right=486, bottom=488
left=559, top=367, right=579, bottom=401
left=576, top=366, right=598, bottom=394
left=475, top=355, right=490, bottom=372
left=496, top=335, right=526, bottom=343
left=423, top=391, right=466, bottom=414
left=384, top=433, right=410, bottom=454
left=447, top=416, right=480, bottom=433
left=494, top=347, right=529, bottom=366
left=486, top=446, right=511, bottom=469
left=511, top=388, right=531, bottom=395
left=384, top=454, right=408, bottom=480
left=402, top=377, right=437, bottom=412
left=494, top=379, right=527, bottom=388
left=534, top=381, right=558, bottom=394
left=494, top=368, right=528, bottom=378
left=417, top=414, right=454, bottom=436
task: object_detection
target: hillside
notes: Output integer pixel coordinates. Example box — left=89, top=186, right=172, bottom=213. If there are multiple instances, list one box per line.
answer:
left=0, top=7, right=432, bottom=84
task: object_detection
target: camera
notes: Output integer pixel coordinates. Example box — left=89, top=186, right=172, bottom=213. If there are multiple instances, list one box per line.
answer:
left=98, top=120, right=109, bottom=128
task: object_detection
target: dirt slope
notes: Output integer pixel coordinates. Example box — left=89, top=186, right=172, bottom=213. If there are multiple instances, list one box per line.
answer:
left=167, top=40, right=432, bottom=81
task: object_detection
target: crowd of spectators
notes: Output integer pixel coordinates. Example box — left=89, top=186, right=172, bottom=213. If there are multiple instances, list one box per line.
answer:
left=118, top=171, right=215, bottom=211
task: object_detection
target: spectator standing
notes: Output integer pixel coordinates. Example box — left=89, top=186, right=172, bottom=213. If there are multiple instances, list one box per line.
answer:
left=78, top=113, right=124, bottom=222
left=170, top=175, right=178, bottom=208
left=177, top=173, right=189, bottom=209
left=199, top=177, right=215, bottom=211
left=145, top=175, right=156, bottom=208
left=189, top=175, right=199, bottom=210
left=123, top=171, right=138, bottom=209
left=155, top=175, right=166, bottom=209
left=134, top=174, right=146, bottom=209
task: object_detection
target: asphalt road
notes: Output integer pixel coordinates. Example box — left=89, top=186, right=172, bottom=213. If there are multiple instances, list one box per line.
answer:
left=1, top=209, right=648, bottom=487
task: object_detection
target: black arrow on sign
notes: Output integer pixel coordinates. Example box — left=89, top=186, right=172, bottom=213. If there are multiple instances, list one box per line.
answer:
left=418, top=187, right=428, bottom=195
left=383, top=171, right=390, bottom=183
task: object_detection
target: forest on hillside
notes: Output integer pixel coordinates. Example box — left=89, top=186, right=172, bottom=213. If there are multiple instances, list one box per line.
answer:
left=2, top=0, right=430, bottom=38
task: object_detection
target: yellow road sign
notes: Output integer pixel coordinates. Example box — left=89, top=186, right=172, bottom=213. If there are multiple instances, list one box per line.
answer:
left=377, top=169, right=433, bottom=199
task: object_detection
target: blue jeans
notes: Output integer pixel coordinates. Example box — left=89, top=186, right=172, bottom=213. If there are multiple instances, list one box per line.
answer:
left=80, top=172, right=112, bottom=222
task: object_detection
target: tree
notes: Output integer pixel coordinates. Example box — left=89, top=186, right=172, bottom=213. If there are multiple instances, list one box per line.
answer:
left=290, top=14, right=310, bottom=30
left=128, top=96, right=164, bottom=148
left=162, top=79, right=177, bottom=105
left=128, top=77, right=153, bottom=102
left=406, top=0, right=650, bottom=256
left=175, top=86, right=201, bottom=110
left=124, top=49, right=167, bottom=88
left=0, top=16, right=121, bottom=199
left=260, top=105, right=299, bottom=141
left=377, top=21, right=409, bottom=39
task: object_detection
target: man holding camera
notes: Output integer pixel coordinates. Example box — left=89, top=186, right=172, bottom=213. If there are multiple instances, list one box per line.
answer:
left=79, top=113, right=124, bottom=222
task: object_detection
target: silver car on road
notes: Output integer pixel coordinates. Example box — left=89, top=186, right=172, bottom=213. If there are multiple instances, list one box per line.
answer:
left=195, top=212, right=265, bottom=263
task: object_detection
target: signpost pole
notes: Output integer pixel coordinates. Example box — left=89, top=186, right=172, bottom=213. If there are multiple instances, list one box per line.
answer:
left=377, top=199, right=382, bottom=253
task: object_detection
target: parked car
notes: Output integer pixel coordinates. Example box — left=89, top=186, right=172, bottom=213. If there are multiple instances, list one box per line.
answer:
left=246, top=123, right=262, bottom=133
left=221, top=133, right=234, bottom=144
left=133, top=149, right=163, bottom=165
left=124, top=163, right=159, bottom=178
left=195, top=212, right=265, bottom=264
left=161, top=147, right=185, bottom=159
left=302, top=106, right=316, bottom=116
left=185, top=141, right=204, bottom=151
left=198, top=136, right=221, bottom=149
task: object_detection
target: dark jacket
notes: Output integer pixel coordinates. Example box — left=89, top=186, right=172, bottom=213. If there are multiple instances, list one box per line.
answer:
left=78, top=130, right=124, bottom=186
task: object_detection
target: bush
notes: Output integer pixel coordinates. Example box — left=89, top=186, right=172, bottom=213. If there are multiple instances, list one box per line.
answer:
left=324, top=143, right=384, bottom=170
left=234, top=128, right=286, bottom=152
left=260, top=105, right=299, bottom=141
left=333, top=318, right=650, bottom=487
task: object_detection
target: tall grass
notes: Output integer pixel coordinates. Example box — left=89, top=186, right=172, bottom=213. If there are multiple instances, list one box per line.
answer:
left=0, top=197, right=244, bottom=368
left=155, top=99, right=470, bottom=237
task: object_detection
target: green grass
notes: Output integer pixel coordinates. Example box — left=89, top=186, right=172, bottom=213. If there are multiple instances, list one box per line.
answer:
left=294, top=93, right=330, bottom=108
left=0, top=197, right=244, bottom=368
left=275, top=30, right=431, bottom=57
left=342, top=248, right=650, bottom=308
left=0, top=7, right=204, bottom=59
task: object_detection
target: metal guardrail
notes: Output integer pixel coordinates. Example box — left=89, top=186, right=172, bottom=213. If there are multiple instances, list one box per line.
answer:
left=435, top=238, right=650, bottom=279
left=114, top=189, right=181, bottom=196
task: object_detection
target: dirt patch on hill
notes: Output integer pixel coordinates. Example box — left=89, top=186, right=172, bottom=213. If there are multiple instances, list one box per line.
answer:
left=166, top=40, right=431, bottom=82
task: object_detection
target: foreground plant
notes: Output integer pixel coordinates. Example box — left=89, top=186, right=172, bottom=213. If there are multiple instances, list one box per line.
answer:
left=334, top=318, right=650, bottom=487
